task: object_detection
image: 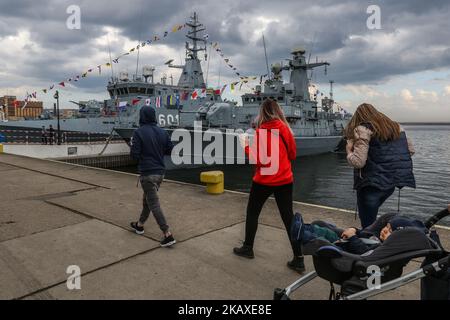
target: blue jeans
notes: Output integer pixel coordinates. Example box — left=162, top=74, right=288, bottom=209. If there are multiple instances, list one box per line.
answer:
left=357, top=186, right=395, bottom=229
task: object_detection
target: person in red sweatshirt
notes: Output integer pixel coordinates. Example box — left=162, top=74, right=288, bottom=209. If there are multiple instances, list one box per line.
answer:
left=233, top=99, right=305, bottom=273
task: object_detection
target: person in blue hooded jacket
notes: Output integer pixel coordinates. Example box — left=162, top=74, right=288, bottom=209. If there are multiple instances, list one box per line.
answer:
left=129, top=107, right=176, bottom=247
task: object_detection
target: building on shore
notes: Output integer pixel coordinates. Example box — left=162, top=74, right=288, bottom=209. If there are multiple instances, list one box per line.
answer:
left=0, top=95, right=43, bottom=120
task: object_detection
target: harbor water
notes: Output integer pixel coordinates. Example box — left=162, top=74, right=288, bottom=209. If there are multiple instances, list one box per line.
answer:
left=120, top=124, right=450, bottom=226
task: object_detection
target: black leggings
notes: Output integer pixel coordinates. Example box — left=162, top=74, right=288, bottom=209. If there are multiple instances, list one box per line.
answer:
left=244, top=182, right=302, bottom=257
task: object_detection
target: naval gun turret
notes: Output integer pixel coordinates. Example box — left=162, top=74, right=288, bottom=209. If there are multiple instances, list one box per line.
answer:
left=70, top=100, right=104, bottom=117
left=196, top=102, right=236, bottom=127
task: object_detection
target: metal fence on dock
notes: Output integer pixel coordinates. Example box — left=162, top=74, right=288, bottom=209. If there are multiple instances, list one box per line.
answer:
left=0, top=128, right=122, bottom=145
left=60, top=154, right=136, bottom=169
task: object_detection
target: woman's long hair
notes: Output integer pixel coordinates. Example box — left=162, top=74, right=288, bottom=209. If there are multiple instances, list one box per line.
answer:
left=344, top=103, right=401, bottom=141
left=257, top=99, right=291, bottom=129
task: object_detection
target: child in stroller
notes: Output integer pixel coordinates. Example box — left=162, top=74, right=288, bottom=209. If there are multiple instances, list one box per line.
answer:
left=291, top=211, right=431, bottom=256
left=274, top=205, right=450, bottom=300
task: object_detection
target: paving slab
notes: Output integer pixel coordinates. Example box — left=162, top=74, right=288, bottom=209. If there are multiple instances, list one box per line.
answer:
left=0, top=167, right=91, bottom=201
left=0, top=200, right=88, bottom=242
left=0, top=154, right=133, bottom=189
left=27, top=223, right=421, bottom=300
left=47, top=183, right=248, bottom=242
left=0, top=163, right=19, bottom=172
left=26, top=224, right=303, bottom=300
left=0, top=252, right=43, bottom=300
left=259, top=199, right=363, bottom=230
left=0, top=153, right=447, bottom=300
left=0, top=219, right=158, bottom=299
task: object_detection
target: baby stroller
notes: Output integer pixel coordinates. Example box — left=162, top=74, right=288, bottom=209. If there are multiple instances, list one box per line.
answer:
left=274, top=208, right=450, bottom=300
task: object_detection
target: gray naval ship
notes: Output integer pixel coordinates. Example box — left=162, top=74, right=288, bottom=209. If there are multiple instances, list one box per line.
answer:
left=1, top=12, right=350, bottom=160
left=0, top=13, right=221, bottom=137
left=232, top=49, right=350, bottom=156
left=114, top=13, right=351, bottom=159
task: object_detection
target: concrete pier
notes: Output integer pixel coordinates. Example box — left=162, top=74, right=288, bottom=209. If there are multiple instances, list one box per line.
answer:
left=1, top=142, right=135, bottom=169
left=1, top=141, right=130, bottom=159
left=0, top=153, right=448, bottom=300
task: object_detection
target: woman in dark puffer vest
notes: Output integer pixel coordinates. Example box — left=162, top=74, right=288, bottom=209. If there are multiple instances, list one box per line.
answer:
left=345, top=103, right=416, bottom=229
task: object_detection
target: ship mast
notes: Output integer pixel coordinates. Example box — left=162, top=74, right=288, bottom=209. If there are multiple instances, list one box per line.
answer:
left=185, top=12, right=206, bottom=60
left=168, top=12, right=207, bottom=88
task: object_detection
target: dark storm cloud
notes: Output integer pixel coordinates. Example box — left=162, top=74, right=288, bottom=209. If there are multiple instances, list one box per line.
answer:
left=220, top=0, right=450, bottom=84
left=1, top=0, right=450, bottom=91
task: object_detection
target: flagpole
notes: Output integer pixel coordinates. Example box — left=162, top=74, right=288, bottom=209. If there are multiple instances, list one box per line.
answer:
left=217, top=57, right=222, bottom=88
left=135, top=10, right=144, bottom=79
left=107, top=35, right=115, bottom=81
left=53, top=90, right=61, bottom=145
left=262, top=33, right=270, bottom=81
left=106, top=35, right=120, bottom=122
left=136, top=45, right=141, bottom=79
left=205, top=43, right=212, bottom=87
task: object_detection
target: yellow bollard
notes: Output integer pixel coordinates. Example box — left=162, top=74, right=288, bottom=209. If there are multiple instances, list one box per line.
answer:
left=0, top=144, right=3, bottom=153
left=200, top=171, right=224, bottom=195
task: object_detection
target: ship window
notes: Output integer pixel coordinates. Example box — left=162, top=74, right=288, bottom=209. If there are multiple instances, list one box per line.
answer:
left=244, top=98, right=249, bottom=102
left=277, top=97, right=283, bottom=101
left=129, top=87, right=138, bottom=94
left=257, top=97, right=262, bottom=102
left=146, top=88, right=154, bottom=95
left=108, top=90, right=114, bottom=97
left=139, top=88, right=146, bottom=94
left=122, top=88, right=129, bottom=95
left=263, top=97, right=267, bottom=100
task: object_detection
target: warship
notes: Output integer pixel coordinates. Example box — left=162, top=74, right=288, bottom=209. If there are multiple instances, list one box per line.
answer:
left=113, top=13, right=351, bottom=159
left=1, top=12, right=350, bottom=160
left=0, top=13, right=220, bottom=137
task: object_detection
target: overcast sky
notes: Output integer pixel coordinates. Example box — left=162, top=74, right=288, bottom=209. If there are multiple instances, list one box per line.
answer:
left=1, top=0, right=450, bottom=122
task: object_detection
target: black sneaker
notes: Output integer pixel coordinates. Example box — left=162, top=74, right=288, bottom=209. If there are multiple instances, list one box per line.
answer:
left=161, top=234, right=176, bottom=247
left=130, top=222, right=144, bottom=235
left=233, top=244, right=255, bottom=259
left=287, top=256, right=305, bottom=274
